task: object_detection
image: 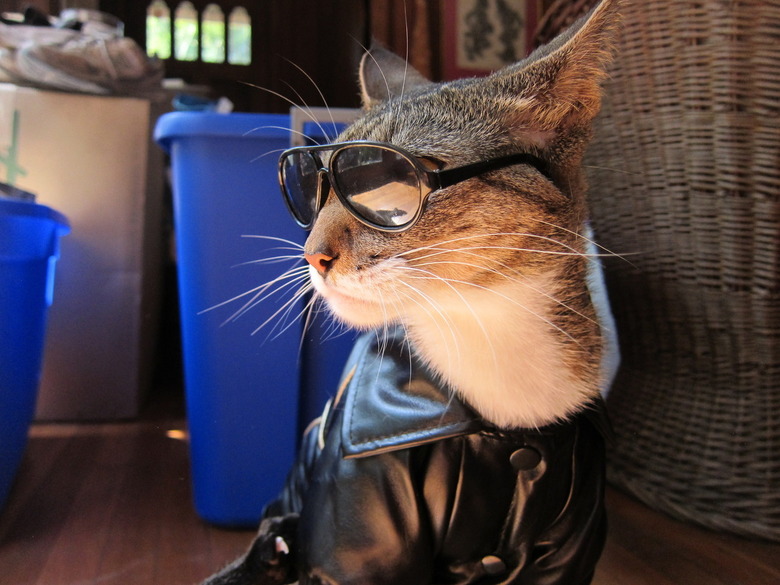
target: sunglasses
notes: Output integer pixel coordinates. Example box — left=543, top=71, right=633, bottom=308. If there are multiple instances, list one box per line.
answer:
left=278, top=141, right=551, bottom=232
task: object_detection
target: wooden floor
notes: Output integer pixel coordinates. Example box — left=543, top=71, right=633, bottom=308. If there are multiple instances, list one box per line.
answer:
left=1, top=389, right=779, bottom=585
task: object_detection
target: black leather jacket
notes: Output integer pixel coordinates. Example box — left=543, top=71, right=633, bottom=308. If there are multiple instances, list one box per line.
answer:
left=204, top=331, right=609, bottom=585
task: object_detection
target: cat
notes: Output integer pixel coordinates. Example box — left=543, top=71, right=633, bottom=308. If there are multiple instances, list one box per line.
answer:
left=202, top=0, right=621, bottom=583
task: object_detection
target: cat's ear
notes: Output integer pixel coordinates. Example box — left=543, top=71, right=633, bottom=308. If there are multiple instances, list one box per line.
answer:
left=495, top=0, right=621, bottom=131
left=358, top=44, right=432, bottom=109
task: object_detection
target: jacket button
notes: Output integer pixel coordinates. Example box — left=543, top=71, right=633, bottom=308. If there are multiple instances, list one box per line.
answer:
left=481, top=555, right=506, bottom=575
left=510, top=447, right=541, bottom=471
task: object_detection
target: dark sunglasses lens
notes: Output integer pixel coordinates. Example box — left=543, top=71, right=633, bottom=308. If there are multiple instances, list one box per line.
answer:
left=332, top=146, right=422, bottom=228
left=281, top=152, right=319, bottom=226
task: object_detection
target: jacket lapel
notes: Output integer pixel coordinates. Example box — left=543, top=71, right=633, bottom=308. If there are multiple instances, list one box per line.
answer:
left=340, top=330, right=482, bottom=458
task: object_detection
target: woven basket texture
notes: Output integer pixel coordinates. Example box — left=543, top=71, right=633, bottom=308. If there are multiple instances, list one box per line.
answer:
left=574, top=0, right=780, bottom=541
left=535, top=0, right=599, bottom=45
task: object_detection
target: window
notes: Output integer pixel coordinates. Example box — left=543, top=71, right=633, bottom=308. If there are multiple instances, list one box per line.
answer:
left=146, top=0, right=171, bottom=59
left=201, top=4, right=225, bottom=63
left=228, top=7, right=251, bottom=65
left=145, top=1, right=252, bottom=66
left=174, top=1, right=198, bottom=61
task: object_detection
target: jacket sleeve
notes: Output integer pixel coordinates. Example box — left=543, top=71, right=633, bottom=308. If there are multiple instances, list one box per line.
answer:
left=199, top=515, right=299, bottom=585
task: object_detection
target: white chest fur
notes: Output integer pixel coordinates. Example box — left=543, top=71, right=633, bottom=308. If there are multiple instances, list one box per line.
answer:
left=403, top=275, right=595, bottom=429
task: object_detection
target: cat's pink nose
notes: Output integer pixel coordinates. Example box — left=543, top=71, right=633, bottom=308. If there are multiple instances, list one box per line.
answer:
left=304, top=252, right=335, bottom=275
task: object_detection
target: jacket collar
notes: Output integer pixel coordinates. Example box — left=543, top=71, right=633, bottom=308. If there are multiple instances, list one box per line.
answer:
left=340, top=330, right=483, bottom=458
left=337, top=329, right=613, bottom=458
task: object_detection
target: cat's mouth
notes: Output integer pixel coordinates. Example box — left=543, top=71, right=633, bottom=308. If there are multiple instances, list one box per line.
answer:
left=313, top=275, right=377, bottom=307
left=316, top=280, right=366, bottom=304
left=309, top=268, right=396, bottom=328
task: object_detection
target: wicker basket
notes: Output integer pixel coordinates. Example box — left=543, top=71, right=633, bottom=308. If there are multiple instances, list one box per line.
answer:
left=570, top=0, right=780, bottom=540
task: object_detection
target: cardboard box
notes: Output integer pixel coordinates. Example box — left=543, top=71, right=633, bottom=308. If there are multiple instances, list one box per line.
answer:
left=0, top=83, right=165, bottom=420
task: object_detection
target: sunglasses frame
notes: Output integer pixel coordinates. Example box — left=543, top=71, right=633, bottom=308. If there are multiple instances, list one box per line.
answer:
left=278, top=140, right=551, bottom=233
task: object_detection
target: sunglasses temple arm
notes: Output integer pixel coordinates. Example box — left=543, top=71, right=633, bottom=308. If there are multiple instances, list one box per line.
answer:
left=431, top=153, right=551, bottom=190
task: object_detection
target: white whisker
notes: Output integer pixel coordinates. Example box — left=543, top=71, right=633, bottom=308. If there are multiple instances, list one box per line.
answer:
left=583, top=163, right=642, bottom=176
left=283, top=59, right=339, bottom=140
left=227, top=270, right=311, bottom=325
left=241, top=124, right=316, bottom=154
left=317, top=303, right=353, bottom=344
left=243, top=123, right=315, bottom=149
left=281, top=80, right=333, bottom=143
left=409, top=254, right=601, bottom=328
left=394, top=282, right=461, bottom=376
left=233, top=255, right=307, bottom=268
left=248, top=146, right=288, bottom=162
left=198, top=264, right=306, bottom=316
left=399, top=0, right=410, bottom=105
left=297, top=294, right=320, bottom=356
left=399, top=265, right=500, bottom=371
left=254, top=283, right=315, bottom=340
left=396, top=232, right=590, bottom=261
left=528, top=218, right=638, bottom=266
left=240, top=234, right=305, bottom=247
left=402, top=269, right=583, bottom=348
left=364, top=47, right=393, bottom=104
left=240, top=80, right=330, bottom=145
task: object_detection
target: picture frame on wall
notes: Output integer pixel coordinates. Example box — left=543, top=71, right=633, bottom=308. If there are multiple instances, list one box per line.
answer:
left=441, top=0, right=539, bottom=80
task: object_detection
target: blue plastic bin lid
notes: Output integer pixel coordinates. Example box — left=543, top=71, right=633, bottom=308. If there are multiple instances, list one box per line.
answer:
left=0, top=197, right=70, bottom=260
left=0, top=197, right=69, bottom=306
left=0, top=197, right=69, bottom=226
left=154, top=112, right=293, bottom=153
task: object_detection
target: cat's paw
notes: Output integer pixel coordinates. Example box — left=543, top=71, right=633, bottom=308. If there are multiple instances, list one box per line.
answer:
left=245, top=514, right=299, bottom=575
left=199, top=514, right=299, bottom=585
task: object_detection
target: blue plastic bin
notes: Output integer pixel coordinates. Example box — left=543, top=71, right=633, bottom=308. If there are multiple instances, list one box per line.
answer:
left=0, top=197, right=68, bottom=511
left=155, top=112, right=365, bottom=526
left=155, top=112, right=306, bottom=526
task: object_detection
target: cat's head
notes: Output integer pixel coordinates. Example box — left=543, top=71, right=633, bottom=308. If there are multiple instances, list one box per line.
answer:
left=298, top=0, right=620, bottom=334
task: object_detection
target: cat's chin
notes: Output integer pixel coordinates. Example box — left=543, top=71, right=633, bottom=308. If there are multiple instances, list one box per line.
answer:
left=310, top=271, right=396, bottom=330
